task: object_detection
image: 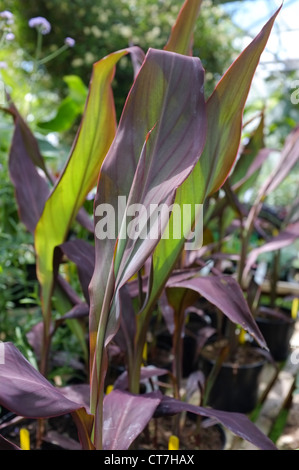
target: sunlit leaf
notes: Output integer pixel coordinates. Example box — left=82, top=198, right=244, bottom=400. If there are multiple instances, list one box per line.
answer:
left=164, top=0, right=203, bottom=56
left=34, top=47, right=142, bottom=348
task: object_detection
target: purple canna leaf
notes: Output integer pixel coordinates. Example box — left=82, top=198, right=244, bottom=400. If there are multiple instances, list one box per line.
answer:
left=8, top=115, right=50, bottom=234
left=89, top=47, right=207, bottom=446
left=114, top=366, right=169, bottom=391
left=167, top=274, right=267, bottom=349
left=164, top=0, right=203, bottom=56
left=243, top=221, right=299, bottom=280
left=0, top=343, right=83, bottom=418
left=7, top=101, right=51, bottom=179
left=154, top=394, right=277, bottom=450
left=102, top=389, right=161, bottom=450
left=0, top=433, right=21, bottom=450
left=54, top=240, right=95, bottom=303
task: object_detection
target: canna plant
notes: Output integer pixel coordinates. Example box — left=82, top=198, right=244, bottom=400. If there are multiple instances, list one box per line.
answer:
left=0, top=0, right=282, bottom=450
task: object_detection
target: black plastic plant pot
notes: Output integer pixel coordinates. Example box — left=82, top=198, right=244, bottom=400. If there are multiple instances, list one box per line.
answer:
left=256, top=308, right=295, bottom=362
left=155, top=330, right=198, bottom=378
left=200, top=351, right=266, bottom=413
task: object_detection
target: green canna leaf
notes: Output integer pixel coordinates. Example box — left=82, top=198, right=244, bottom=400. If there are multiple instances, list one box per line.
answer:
left=34, top=47, right=144, bottom=372
left=164, top=0, right=203, bottom=56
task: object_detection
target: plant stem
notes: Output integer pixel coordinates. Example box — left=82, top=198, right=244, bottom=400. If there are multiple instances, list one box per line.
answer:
left=35, top=30, right=43, bottom=70
left=39, top=44, right=69, bottom=65
left=90, top=266, right=116, bottom=449
left=129, top=306, right=153, bottom=394
left=270, top=250, right=280, bottom=308
left=238, top=224, right=247, bottom=286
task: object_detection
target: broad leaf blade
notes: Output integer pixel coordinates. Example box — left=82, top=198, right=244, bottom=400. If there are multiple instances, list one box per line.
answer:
left=102, top=389, right=161, bottom=450
left=154, top=395, right=277, bottom=450
left=54, top=240, right=95, bottom=303
left=167, top=274, right=267, bottom=348
left=7, top=101, right=51, bottom=178
left=0, top=343, right=83, bottom=418
left=8, top=115, right=50, bottom=234
left=243, top=221, right=299, bottom=280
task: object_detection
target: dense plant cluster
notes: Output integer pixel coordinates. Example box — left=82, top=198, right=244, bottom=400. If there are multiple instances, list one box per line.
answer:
left=0, top=0, right=298, bottom=453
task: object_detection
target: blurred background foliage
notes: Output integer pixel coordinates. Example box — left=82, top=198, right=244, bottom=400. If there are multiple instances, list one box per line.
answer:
left=0, top=0, right=241, bottom=124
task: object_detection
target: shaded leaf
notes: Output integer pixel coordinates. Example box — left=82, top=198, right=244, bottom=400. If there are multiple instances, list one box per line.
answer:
left=58, top=302, right=89, bottom=321
left=7, top=101, right=51, bottom=178
left=243, top=221, right=299, bottom=280
left=60, top=384, right=91, bottom=412
left=185, top=370, right=206, bottom=401
left=54, top=240, right=95, bottom=303
left=154, top=394, right=277, bottom=450
left=0, top=433, right=21, bottom=450
left=230, top=113, right=265, bottom=190
left=0, top=343, right=83, bottom=418
left=43, top=430, right=82, bottom=450
left=114, top=366, right=169, bottom=391
left=259, top=125, right=299, bottom=197
left=113, top=285, right=136, bottom=353
left=167, top=274, right=267, bottom=349
left=8, top=115, right=50, bottom=234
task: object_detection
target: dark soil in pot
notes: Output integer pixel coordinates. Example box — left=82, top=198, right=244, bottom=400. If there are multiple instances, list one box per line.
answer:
left=0, top=408, right=226, bottom=450
left=199, top=339, right=266, bottom=413
left=255, top=306, right=295, bottom=362
left=139, top=415, right=226, bottom=450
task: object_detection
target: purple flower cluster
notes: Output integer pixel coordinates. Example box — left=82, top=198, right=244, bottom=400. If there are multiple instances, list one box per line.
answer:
left=64, top=37, right=75, bottom=48
left=28, top=16, right=51, bottom=35
left=0, top=10, right=14, bottom=24
left=5, top=32, right=14, bottom=41
left=0, top=11, right=15, bottom=43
